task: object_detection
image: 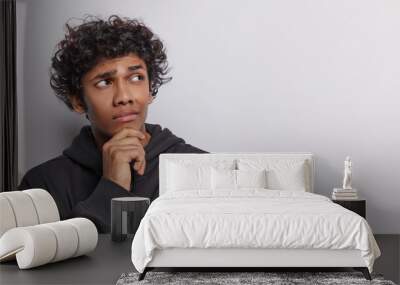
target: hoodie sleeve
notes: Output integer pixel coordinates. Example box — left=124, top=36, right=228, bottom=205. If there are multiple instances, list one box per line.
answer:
left=18, top=165, right=133, bottom=233
left=18, top=167, right=51, bottom=193
left=70, top=177, right=133, bottom=233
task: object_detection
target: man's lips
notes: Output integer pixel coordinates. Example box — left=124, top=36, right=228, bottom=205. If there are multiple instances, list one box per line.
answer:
left=113, top=112, right=140, bottom=122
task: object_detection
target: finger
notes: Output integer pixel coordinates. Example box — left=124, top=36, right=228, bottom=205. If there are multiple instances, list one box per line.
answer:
left=138, top=158, right=146, bottom=175
left=108, top=137, right=143, bottom=147
left=141, top=159, right=146, bottom=175
left=135, top=152, right=146, bottom=175
left=109, top=145, right=141, bottom=157
left=108, top=145, right=145, bottom=173
left=132, top=159, right=143, bottom=174
left=133, top=154, right=146, bottom=175
left=109, top=146, right=143, bottom=163
left=110, top=128, right=145, bottom=142
left=132, top=160, right=139, bottom=171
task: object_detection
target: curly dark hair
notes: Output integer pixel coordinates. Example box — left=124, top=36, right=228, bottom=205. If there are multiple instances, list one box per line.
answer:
left=50, top=15, right=171, bottom=110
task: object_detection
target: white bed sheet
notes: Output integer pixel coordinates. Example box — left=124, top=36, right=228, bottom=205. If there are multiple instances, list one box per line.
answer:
left=131, top=189, right=380, bottom=273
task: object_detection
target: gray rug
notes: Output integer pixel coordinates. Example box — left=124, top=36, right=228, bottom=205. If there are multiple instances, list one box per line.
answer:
left=116, top=271, right=396, bottom=285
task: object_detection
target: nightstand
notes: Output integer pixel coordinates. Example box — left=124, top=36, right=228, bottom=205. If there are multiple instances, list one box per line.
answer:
left=111, top=197, right=150, bottom=242
left=332, top=199, right=366, bottom=219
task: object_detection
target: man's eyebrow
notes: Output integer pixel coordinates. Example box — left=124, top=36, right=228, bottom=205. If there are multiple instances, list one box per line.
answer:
left=90, top=65, right=144, bottom=81
left=128, top=64, right=144, bottom=72
left=91, top=70, right=117, bottom=81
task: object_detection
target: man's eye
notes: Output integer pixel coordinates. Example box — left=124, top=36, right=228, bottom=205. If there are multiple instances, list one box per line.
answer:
left=130, top=75, right=144, bottom=82
left=95, top=79, right=112, bottom=88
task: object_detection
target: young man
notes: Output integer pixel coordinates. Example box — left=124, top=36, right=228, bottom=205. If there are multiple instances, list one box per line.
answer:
left=18, top=15, right=207, bottom=233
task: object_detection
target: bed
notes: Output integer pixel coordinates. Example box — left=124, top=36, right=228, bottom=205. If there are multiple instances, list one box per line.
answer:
left=131, top=153, right=381, bottom=280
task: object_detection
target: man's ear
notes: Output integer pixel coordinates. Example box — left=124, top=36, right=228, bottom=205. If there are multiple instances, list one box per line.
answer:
left=70, top=95, right=86, bottom=114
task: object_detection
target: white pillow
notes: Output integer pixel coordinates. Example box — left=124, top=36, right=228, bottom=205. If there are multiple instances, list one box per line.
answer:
left=211, top=168, right=268, bottom=190
left=237, top=159, right=308, bottom=191
left=211, top=168, right=236, bottom=190
left=167, top=163, right=210, bottom=191
left=166, top=160, right=235, bottom=192
left=236, top=169, right=267, bottom=189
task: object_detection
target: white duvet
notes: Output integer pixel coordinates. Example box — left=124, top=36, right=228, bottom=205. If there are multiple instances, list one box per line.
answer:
left=131, top=190, right=380, bottom=273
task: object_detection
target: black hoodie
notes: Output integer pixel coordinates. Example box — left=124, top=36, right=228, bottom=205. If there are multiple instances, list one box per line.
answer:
left=18, top=123, right=208, bottom=233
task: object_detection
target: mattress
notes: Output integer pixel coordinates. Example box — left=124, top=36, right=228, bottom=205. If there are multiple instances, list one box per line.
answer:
left=131, top=189, right=380, bottom=273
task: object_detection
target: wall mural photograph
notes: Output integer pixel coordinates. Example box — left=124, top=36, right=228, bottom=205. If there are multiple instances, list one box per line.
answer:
left=1, top=0, right=399, bottom=284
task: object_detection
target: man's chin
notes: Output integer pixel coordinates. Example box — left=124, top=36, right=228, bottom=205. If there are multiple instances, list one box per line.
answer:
left=113, top=121, right=145, bottom=133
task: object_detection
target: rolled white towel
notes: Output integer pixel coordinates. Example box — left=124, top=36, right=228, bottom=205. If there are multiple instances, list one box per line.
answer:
left=24, top=189, right=60, bottom=224
left=0, top=191, right=40, bottom=228
left=0, top=189, right=60, bottom=237
left=0, top=196, right=17, bottom=237
left=0, top=218, right=98, bottom=269
left=64, top=218, right=98, bottom=258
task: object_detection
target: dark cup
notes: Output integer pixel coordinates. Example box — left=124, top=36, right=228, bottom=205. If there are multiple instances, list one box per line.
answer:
left=111, top=197, right=150, bottom=242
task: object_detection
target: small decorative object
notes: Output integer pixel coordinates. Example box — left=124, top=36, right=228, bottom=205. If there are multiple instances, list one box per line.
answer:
left=332, top=156, right=358, bottom=200
left=342, top=156, right=352, bottom=190
left=111, top=197, right=150, bottom=242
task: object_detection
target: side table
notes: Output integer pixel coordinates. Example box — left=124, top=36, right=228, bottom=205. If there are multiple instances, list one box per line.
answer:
left=332, top=199, right=366, bottom=219
left=111, top=197, right=150, bottom=242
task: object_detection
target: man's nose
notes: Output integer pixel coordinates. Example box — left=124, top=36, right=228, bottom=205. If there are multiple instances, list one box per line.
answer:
left=113, top=80, right=133, bottom=106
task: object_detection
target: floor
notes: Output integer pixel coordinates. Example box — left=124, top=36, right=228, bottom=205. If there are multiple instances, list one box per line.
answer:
left=373, top=234, right=400, bottom=284
left=145, top=235, right=400, bottom=284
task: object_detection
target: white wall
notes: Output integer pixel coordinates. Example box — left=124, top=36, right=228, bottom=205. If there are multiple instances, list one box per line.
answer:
left=17, top=0, right=400, bottom=234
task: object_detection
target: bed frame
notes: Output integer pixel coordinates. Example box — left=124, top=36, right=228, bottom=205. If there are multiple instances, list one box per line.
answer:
left=138, top=153, right=372, bottom=281
left=140, top=248, right=370, bottom=280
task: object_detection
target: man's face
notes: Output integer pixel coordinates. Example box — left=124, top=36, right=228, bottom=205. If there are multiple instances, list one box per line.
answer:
left=75, top=53, right=153, bottom=139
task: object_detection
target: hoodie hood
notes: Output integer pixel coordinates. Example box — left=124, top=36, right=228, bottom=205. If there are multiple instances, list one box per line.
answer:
left=63, top=123, right=185, bottom=176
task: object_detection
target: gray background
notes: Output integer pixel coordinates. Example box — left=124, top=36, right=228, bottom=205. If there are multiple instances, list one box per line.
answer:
left=16, top=0, right=400, bottom=234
